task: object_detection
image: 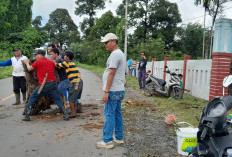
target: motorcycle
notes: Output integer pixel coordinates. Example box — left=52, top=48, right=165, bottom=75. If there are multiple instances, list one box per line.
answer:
left=144, top=66, right=183, bottom=99
left=190, top=96, right=232, bottom=157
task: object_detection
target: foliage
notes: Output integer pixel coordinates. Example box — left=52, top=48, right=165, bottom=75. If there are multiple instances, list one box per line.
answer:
left=0, top=0, right=33, bottom=41
left=44, top=8, right=80, bottom=48
left=175, top=23, right=210, bottom=59
left=32, top=16, right=43, bottom=31
left=131, top=38, right=167, bottom=61
left=75, top=0, right=105, bottom=36
left=89, top=11, right=121, bottom=39
left=117, top=0, right=181, bottom=47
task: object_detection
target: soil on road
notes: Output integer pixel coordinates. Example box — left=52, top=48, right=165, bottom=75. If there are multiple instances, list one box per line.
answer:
left=0, top=68, right=127, bottom=157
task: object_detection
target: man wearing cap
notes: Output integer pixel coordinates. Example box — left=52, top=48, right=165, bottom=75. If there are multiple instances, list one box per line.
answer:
left=0, top=47, right=28, bottom=105
left=22, top=49, right=69, bottom=121
left=96, top=33, right=126, bottom=149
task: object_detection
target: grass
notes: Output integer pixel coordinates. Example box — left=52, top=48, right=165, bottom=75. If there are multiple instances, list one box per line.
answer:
left=126, top=75, right=207, bottom=127
left=76, top=63, right=207, bottom=127
left=0, top=66, right=13, bottom=79
left=75, top=62, right=105, bottom=74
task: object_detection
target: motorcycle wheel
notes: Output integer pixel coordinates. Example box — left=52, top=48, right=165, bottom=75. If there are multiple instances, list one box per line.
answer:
left=170, top=87, right=183, bottom=100
left=144, top=84, right=152, bottom=97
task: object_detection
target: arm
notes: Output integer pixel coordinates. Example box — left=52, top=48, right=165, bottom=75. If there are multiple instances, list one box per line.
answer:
left=103, top=68, right=116, bottom=103
left=0, top=59, right=12, bottom=66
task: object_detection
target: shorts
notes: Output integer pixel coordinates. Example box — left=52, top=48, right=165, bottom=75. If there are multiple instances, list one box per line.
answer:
left=68, top=79, right=83, bottom=103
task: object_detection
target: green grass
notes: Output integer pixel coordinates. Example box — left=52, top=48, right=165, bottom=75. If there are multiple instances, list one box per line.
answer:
left=126, top=75, right=207, bottom=127
left=75, top=62, right=104, bottom=74
left=0, top=66, right=13, bottom=79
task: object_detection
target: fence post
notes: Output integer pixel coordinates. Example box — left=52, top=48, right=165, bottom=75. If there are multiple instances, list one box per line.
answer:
left=209, top=53, right=232, bottom=101
left=183, top=55, right=191, bottom=91
left=163, top=57, right=170, bottom=80
left=152, top=58, right=156, bottom=75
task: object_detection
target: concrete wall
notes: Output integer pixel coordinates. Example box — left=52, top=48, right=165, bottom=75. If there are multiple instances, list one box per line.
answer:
left=151, top=59, right=212, bottom=100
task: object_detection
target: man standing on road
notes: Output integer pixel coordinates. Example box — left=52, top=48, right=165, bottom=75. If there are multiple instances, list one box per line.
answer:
left=0, top=47, right=28, bottom=105
left=138, top=52, right=147, bottom=89
left=22, top=49, right=69, bottom=121
left=50, top=48, right=70, bottom=109
left=96, top=33, right=126, bottom=149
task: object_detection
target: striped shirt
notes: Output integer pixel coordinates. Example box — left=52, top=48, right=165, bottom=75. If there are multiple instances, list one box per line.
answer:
left=56, top=60, right=81, bottom=83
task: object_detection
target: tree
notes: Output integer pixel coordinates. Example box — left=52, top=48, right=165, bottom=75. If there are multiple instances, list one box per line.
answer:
left=32, top=16, right=43, bottom=31
left=89, top=11, right=121, bottom=39
left=45, top=8, right=79, bottom=48
left=0, top=0, right=33, bottom=41
left=176, top=24, right=211, bottom=59
left=116, top=0, right=181, bottom=47
left=75, top=0, right=105, bottom=36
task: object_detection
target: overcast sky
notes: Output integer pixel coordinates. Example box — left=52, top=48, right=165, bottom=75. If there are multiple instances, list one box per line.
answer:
left=32, top=0, right=232, bottom=31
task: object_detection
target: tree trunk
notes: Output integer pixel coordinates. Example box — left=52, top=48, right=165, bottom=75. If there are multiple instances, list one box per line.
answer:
left=22, top=60, right=53, bottom=115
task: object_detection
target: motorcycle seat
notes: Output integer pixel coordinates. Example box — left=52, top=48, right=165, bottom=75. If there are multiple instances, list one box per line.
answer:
left=150, top=75, right=166, bottom=86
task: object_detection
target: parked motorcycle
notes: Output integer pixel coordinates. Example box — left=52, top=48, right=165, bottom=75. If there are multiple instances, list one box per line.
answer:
left=190, top=96, right=232, bottom=157
left=144, top=66, right=183, bottom=99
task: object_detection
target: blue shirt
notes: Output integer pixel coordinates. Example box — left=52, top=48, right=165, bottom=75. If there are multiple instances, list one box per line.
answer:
left=128, top=59, right=132, bottom=67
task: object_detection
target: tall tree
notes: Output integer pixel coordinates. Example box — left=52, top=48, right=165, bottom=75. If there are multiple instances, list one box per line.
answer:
left=116, top=0, right=181, bottom=47
left=45, top=8, right=79, bottom=48
left=75, top=0, right=105, bottom=36
left=32, top=16, right=42, bottom=31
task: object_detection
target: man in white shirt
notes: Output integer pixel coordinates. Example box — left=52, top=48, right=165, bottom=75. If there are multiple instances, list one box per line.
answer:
left=0, top=47, right=28, bottom=105
left=96, top=33, right=126, bottom=149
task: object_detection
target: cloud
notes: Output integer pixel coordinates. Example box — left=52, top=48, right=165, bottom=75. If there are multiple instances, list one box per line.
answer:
left=32, top=0, right=122, bottom=28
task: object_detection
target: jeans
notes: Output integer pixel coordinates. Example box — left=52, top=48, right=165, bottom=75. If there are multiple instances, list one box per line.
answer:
left=130, top=68, right=136, bottom=77
left=138, top=69, right=146, bottom=89
left=27, top=81, right=65, bottom=110
left=58, top=79, right=70, bottom=96
left=103, top=91, right=125, bottom=142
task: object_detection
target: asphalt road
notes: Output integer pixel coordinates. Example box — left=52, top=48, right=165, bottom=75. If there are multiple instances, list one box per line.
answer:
left=0, top=68, right=127, bottom=157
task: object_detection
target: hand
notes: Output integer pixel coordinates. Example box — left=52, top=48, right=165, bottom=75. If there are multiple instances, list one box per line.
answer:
left=22, top=59, right=29, bottom=64
left=102, top=93, right=109, bottom=103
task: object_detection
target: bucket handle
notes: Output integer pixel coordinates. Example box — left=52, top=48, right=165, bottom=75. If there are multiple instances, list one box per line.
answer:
left=176, top=122, right=194, bottom=128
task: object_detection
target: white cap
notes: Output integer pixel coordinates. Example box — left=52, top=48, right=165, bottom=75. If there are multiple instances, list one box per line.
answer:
left=100, top=33, right=118, bottom=43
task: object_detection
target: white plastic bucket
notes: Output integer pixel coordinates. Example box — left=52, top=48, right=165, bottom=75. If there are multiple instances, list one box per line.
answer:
left=176, top=122, right=198, bottom=156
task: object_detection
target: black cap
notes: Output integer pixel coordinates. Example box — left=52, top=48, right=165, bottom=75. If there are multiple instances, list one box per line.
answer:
left=13, top=47, right=21, bottom=51
left=35, top=49, right=46, bottom=56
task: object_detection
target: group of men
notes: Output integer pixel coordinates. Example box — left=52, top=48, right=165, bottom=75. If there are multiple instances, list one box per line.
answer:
left=0, top=45, right=83, bottom=121
left=0, top=33, right=127, bottom=149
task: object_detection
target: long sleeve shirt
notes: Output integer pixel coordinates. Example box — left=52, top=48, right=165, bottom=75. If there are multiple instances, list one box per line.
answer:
left=0, top=55, right=28, bottom=76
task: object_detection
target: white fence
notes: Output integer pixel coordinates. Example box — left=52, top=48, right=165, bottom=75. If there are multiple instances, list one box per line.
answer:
left=151, top=59, right=212, bottom=100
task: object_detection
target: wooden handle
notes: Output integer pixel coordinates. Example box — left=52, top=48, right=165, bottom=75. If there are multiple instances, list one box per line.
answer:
left=37, top=73, right=48, bottom=94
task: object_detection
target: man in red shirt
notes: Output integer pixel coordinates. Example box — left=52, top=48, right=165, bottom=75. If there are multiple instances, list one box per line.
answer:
left=22, top=49, right=69, bottom=121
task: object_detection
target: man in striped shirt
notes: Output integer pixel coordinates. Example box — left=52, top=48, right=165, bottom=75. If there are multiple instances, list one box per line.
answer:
left=56, top=51, right=83, bottom=118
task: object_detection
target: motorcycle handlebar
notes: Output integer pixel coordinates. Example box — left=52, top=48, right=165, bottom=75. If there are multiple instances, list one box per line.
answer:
left=200, top=127, right=208, bottom=140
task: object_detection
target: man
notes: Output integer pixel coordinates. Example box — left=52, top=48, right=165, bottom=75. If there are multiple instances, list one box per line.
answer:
left=96, top=33, right=126, bottom=149
left=50, top=48, right=70, bottom=109
left=0, top=47, right=28, bottom=105
left=128, top=58, right=132, bottom=75
left=138, top=52, right=147, bottom=89
left=22, top=49, right=69, bottom=121
left=46, top=44, right=55, bottom=59
left=178, top=74, right=190, bottom=93
left=55, top=51, right=83, bottom=117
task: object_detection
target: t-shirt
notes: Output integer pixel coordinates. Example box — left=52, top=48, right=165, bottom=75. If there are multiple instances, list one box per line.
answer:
left=55, top=56, right=68, bottom=82
left=56, top=60, right=81, bottom=83
left=128, top=59, right=132, bottom=67
left=32, top=57, right=57, bottom=84
left=131, top=60, right=137, bottom=68
left=180, top=80, right=183, bottom=89
left=102, top=49, right=126, bottom=91
left=138, top=58, right=147, bottom=71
